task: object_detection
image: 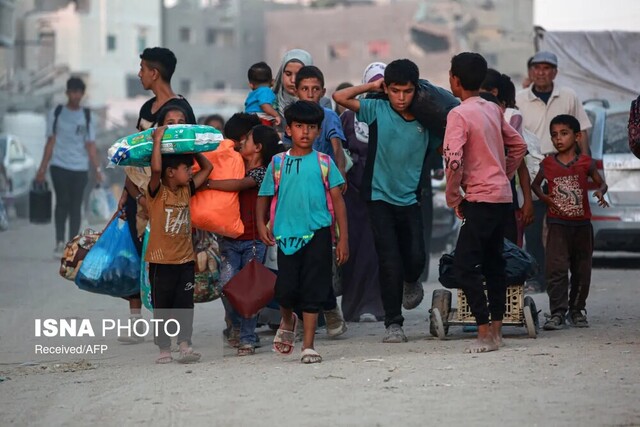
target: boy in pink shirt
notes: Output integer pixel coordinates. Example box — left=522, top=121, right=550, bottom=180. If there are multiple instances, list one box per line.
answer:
left=444, top=52, right=527, bottom=353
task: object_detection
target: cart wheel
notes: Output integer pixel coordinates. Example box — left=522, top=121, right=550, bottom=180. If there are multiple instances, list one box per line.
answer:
left=523, top=296, right=538, bottom=338
left=431, top=308, right=446, bottom=340
left=429, top=289, right=451, bottom=338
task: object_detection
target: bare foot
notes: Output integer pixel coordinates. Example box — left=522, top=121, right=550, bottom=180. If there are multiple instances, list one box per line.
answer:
left=465, top=337, right=499, bottom=353
left=491, top=321, right=504, bottom=347
left=465, top=324, right=499, bottom=353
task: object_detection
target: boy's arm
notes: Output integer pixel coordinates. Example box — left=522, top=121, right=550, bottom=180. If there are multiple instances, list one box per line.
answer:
left=260, top=104, right=282, bottom=126
left=443, top=110, right=466, bottom=209
left=84, top=141, right=104, bottom=184
left=517, top=161, right=534, bottom=226
left=35, top=136, right=56, bottom=182
left=331, top=137, right=347, bottom=175
left=531, top=166, right=561, bottom=213
left=256, top=196, right=275, bottom=246
left=332, top=80, right=383, bottom=113
left=329, top=186, right=349, bottom=265
left=502, top=119, right=528, bottom=180
left=589, top=161, right=609, bottom=208
left=192, top=153, right=213, bottom=189
left=148, top=126, right=165, bottom=195
left=205, top=177, right=256, bottom=192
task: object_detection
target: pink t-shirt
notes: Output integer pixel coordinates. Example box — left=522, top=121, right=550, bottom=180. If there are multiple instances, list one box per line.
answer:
left=444, top=97, right=527, bottom=207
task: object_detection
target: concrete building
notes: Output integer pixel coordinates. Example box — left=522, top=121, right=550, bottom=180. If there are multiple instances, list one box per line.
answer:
left=163, top=0, right=267, bottom=94
left=265, top=0, right=534, bottom=90
left=9, top=0, right=162, bottom=108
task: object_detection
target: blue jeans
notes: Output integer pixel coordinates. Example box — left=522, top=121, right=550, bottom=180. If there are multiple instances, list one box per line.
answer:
left=220, top=239, right=266, bottom=346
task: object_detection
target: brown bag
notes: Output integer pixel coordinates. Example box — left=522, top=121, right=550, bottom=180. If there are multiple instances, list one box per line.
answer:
left=223, top=259, right=277, bottom=318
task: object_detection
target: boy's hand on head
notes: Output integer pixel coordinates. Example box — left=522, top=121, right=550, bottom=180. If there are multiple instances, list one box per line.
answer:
left=593, top=191, right=609, bottom=208
left=273, top=115, right=282, bottom=126
left=370, top=79, right=385, bottom=92
left=335, top=238, right=349, bottom=266
left=152, top=125, right=167, bottom=143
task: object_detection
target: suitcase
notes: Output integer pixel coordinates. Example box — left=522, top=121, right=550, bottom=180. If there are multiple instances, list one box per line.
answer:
left=29, top=181, right=52, bottom=224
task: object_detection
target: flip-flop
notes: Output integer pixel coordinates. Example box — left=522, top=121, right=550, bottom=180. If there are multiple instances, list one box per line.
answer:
left=155, top=354, right=173, bottom=364
left=300, top=348, right=322, bottom=364
left=273, top=313, right=298, bottom=355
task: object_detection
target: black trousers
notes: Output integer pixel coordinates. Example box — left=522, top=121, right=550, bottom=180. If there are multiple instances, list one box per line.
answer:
left=150, top=262, right=195, bottom=350
left=50, top=165, right=88, bottom=243
left=524, top=200, right=547, bottom=288
left=367, top=201, right=426, bottom=327
left=545, top=223, right=593, bottom=316
left=453, top=201, right=510, bottom=326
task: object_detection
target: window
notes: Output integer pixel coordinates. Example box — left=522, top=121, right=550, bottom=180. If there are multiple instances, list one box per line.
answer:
left=328, top=43, right=349, bottom=60
left=137, top=28, right=147, bottom=53
left=206, top=29, right=234, bottom=47
left=603, top=112, right=631, bottom=154
left=179, top=27, right=192, bottom=43
left=214, top=81, right=226, bottom=90
left=368, top=40, right=390, bottom=58
left=107, top=34, right=116, bottom=51
left=180, top=79, right=191, bottom=94
left=126, top=75, right=148, bottom=98
left=206, top=28, right=216, bottom=45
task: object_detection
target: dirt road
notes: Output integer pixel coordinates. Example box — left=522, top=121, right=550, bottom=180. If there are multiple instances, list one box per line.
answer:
left=1, top=219, right=638, bottom=426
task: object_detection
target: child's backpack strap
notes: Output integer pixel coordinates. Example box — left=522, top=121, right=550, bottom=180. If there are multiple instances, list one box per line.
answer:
left=269, top=152, right=287, bottom=231
left=316, top=152, right=336, bottom=242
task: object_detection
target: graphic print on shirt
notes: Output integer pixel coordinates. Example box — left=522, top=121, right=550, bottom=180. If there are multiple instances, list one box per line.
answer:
left=551, top=174, right=584, bottom=217
left=443, top=145, right=462, bottom=172
left=163, top=203, right=191, bottom=235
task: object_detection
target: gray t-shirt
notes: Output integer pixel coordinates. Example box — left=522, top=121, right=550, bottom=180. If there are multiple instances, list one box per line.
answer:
left=46, top=106, right=96, bottom=171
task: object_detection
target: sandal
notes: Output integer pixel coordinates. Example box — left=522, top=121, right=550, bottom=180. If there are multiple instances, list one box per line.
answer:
left=175, top=348, right=201, bottom=364
left=237, top=344, right=255, bottom=356
left=273, top=313, right=298, bottom=355
left=300, top=348, right=322, bottom=364
left=155, top=351, right=173, bottom=364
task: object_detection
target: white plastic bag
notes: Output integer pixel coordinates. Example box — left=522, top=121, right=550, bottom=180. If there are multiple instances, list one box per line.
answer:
left=87, top=186, right=115, bottom=224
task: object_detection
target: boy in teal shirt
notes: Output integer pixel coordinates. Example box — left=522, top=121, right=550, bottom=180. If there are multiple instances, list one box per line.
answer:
left=257, top=101, right=349, bottom=364
left=333, top=59, right=431, bottom=343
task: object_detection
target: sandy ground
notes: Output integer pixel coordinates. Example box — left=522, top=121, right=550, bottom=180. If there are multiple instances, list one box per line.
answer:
left=0, top=218, right=639, bottom=427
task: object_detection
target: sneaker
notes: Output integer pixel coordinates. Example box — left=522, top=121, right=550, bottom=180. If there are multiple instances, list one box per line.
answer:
left=402, top=281, right=424, bottom=310
left=543, top=314, right=566, bottom=331
left=568, top=310, right=589, bottom=328
left=383, top=324, right=408, bottom=343
left=117, top=316, right=145, bottom=344
left=324, top=307, right=347, bottom=338
left=53, top=241, right=65, bottom=258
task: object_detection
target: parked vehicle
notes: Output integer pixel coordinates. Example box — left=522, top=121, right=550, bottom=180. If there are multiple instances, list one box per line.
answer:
left=0, top=134, right=37, bottom=218
left=584, top=100, right=640, bottom=252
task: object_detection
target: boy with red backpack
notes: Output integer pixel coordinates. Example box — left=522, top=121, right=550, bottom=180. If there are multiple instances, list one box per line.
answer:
left=256, top=100, right=349, bottom=364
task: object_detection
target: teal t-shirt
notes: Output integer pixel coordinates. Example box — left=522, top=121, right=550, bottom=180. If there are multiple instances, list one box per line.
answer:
left=259, top=150, right=345, bottom=255
left=357, top=98, right=430, bottom=206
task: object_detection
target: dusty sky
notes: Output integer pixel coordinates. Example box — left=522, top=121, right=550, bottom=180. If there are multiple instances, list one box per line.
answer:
left=534, top=0, right=640, bottom=31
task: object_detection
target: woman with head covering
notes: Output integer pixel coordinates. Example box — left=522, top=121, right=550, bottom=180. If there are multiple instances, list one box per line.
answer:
left=337, top=62, right=387, bottom=322
left=273, top=49, right=333, bottom=120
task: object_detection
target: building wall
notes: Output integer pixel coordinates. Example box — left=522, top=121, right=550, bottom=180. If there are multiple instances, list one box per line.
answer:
left=20, top=0, right=161, bottom=106
left=163, top=0, right=266, bottom=94
left=265, top=0, right=534, bottom=91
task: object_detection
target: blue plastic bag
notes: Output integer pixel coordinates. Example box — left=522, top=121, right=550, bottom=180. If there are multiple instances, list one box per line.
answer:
left=75, top=218, right=141, bottom=297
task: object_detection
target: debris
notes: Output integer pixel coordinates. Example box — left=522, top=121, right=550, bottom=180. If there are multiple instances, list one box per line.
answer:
left=363, top=358, right=385, bottom=362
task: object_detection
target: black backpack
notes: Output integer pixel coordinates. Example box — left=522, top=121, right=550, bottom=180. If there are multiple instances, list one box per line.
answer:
left=53, top=104, right=91, bottom=135
left=628, top=95, right=640, bottom=159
